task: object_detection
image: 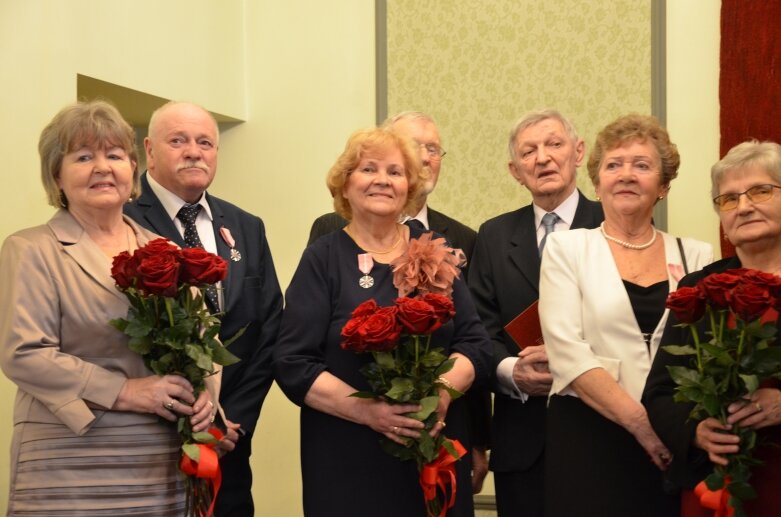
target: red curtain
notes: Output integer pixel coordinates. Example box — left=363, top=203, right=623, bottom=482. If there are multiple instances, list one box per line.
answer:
left=719, top=0, right=781, bottom=257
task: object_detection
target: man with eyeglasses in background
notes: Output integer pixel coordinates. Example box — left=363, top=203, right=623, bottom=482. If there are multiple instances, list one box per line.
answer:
left=307, top=110, right=491, bottom=494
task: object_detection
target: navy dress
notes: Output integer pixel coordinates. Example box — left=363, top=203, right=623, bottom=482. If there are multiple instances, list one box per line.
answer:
left=273, top=227, right=492, bottom=517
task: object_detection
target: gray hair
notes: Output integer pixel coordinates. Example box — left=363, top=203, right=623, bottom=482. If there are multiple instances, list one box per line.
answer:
left=508, top=109, right=579, bottom=162
left=711, top=140, right=781, bottom=207
left=381, top=111, right=436, bottom=129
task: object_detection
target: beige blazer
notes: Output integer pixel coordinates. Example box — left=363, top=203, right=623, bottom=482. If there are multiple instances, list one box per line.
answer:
left=0, top=209, right=221, bottom=436
left=539, top=227, right=714, bottom=402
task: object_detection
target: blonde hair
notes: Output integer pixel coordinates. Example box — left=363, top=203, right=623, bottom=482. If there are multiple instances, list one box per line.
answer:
left=587, top=114, right=679, bottom=187
left=326, top=127, right=427, bottom=220
left=39, top=100, right=139, bottom=207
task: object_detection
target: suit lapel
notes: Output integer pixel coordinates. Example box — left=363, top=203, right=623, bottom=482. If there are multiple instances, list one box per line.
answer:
left=571, top=191, right=603, bottom=230
left=134, top=174, right=186, bottom=248
left=508, top=206, right=541, bottom=292
left=427, top=208, right=448, bottom=235
left=48, top=209, right=127, bottom=303
left=207, top=196, right=241, bottom=313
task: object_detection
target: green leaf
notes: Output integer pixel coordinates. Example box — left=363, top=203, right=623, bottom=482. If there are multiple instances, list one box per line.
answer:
left=434, top=357, right=456, bottom=376
left=406, top=396, right=439, bottom=420
left=738, top=374, right=759, bottom=394
left=182, top=443, right=200, bottom=461
left=374, top=351, right=396, bottom=370
left=212, top=344, right=240, bottom=366
left=704, top=471, right=724, bottom=490
left=127, top=336, right=153, bottom=355
left=385, top=377, right=414, bottom=402
left=348, top=391, right=378, bottom=399
left=661, top=345, right=698, bottom=356
left=416, top=430, right=436, bottom=462
left=221, top=324, right=248, bottom=348
left=185, top=343, right=215, bottom=371
left=124, top=317, right=153, bottom=338
left=727, top=480, right=757, bottom=501
left=420, top=350, right=447, bottom=368
left=666, top=366, right=701, bottom=386
left=192, top=431, right=219, bottom=444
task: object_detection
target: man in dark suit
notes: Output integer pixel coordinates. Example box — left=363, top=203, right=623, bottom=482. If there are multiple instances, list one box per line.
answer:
left=125, top=102, right=283, bottom=517
left=308, top=111, right=490, bottom=492
left=468, top=109, right=604, bottom=516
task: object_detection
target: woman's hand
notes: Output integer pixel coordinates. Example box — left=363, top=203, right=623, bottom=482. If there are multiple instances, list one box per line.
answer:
left=189, top=390, right=215, bottom=433
left=113, top=375, right=196, bottom=421
left=727, top=388, right=781, bottom=430
left=695, top=417, right=739, bottom=466
left=628, top=415, right=674, bottom=470
left=429, top=387, right=452, bottom=438
left=356, top=399, right=424, bottom=445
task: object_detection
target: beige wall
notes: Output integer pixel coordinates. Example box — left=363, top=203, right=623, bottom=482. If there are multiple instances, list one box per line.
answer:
left=666, top=0, right=722, bottom=253
left=0, top=0, right=720, bottom=515
left=0, top=1, right=374, bottom=515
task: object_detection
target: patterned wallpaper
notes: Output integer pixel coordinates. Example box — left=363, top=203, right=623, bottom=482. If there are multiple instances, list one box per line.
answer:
left=386, top=0, right=652, bottom=230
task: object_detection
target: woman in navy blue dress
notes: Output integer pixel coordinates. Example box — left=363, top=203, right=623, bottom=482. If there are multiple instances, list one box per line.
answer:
left=273, top=127, right=491, bottom=516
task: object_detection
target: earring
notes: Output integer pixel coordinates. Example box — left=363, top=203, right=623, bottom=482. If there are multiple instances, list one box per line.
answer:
left=59, top=190, right=68, bottom=208
left=658, top=195, right=664, bottom=200
left=596, top=196, right=601, bottom=201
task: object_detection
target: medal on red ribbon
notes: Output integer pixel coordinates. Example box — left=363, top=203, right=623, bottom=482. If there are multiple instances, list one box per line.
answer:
left=357, top=253, right=374, bottom=288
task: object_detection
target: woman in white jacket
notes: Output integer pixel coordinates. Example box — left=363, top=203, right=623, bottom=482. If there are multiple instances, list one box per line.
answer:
left=539, top=114, right=713, bottom=517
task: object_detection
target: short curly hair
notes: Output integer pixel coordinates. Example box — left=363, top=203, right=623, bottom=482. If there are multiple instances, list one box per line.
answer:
left=326, top=127, right=428, bottom=220
left=587, top=114, right=679, bottom=187
left=39, top=100, right=140, bottom=208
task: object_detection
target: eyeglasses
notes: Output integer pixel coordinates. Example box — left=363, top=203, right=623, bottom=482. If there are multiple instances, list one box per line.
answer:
left=713, top=184, right=781, bottom=211
left=418, top=142, right=446, bottom=159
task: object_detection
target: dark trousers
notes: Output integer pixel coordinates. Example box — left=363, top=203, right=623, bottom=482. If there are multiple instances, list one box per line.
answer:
left=494, top=454, right=544, bottom=517
left=214, top=437, right=253, bottom=517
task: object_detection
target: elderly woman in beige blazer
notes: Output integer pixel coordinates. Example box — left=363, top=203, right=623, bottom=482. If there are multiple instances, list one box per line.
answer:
left=538, top=115, right=713, bottom=517
left=0, top=101, right=228, bottom=514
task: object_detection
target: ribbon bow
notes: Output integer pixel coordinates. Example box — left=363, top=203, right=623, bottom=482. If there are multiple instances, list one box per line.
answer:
left=419, top=439, right=467, bottom=517
left=179, top=427, right=224, bottom=517
left=695, top=479, right=734, bottom=517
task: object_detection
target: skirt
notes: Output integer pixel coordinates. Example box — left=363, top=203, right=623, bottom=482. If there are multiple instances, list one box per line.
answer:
left=8, top=419, right=186, bottom=516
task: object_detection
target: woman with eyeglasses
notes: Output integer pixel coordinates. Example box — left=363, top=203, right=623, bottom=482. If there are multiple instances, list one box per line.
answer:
left=538, top=114, right=713, bottom=516
left=644, top=140, right=781, bottom=516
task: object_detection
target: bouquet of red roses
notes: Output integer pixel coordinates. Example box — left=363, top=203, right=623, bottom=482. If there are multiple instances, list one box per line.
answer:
left=110, top=238, right=241, bottom=517
left=340, top=232, right=467, bottom=517
left=664, top=268, right=781, bottom=517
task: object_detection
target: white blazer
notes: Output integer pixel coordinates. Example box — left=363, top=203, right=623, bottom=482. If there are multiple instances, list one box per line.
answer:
left=539, top=228, right=713, bottom=402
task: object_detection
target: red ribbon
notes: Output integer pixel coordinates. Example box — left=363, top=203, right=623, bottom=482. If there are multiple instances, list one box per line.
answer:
left=694, top=479, right=734, bottom=517
left=179, top=427, right=224, bottom=517
left=419, top=439, right=467, bottom=517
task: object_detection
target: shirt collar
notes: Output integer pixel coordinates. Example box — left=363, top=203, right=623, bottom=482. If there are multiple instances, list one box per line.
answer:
left=146, top=171, right=213, bottom=222
left=533, top=188, right=579, bottom=230
left=400, top=203, right=430, bottom=229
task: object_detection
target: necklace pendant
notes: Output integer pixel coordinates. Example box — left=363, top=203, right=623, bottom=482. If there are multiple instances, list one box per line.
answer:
left=359, top=274, right=374, bottom=289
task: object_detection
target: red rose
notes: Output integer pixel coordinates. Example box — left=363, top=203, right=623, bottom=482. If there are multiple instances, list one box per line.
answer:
left=134, top=238, right=180, bottom=260
left=352, top=299, right=379, bottom=319
left=179, top=247, right=228, bottom=285
left=341, top=304, right=400, bottom=352
left=136, top=254, right=181, bottom=297
left=666, top=286, right=706, bottom=324
left=730, top=282, right=772, bottom=322
left=420, top=293, right=456, bottom=326
left=395, top=297, right=442, bottom=335
left=111, top=251, right=138, bottom=290
left=341, top=316, right=367, bottom=351
left=358, top=306, right=401, bottom=352
left=743, top=269, right=781, bottom=299
left=700, top=271, right=745, bottom=310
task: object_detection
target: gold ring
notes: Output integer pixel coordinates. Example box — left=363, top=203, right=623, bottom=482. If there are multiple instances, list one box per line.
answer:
left=164, top=400, right=175, bottom=410
left=391, top=426, right=399, bottom=434
left=755, top=402, right=763, bottom=412
left=438, top=420, right=446, bottom=428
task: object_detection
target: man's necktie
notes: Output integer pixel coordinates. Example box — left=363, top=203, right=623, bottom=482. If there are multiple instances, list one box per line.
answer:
left=177, top=204, right=220, bottom=312
left=405, top=218, right=427, bottom=232
left=538, top=212, right=560, bottom=257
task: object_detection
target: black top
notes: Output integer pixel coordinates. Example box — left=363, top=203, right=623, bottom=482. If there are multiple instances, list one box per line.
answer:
left=623, top=280, right=669, bottom=347
left=273, top=226, right=492, bottom=517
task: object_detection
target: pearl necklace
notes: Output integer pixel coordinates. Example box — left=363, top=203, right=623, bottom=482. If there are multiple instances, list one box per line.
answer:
left=600, top=222, right=657, bottom=250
